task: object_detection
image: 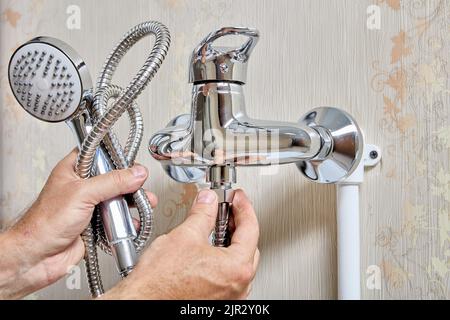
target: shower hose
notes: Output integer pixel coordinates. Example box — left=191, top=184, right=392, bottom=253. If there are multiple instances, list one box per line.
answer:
left=74, top=21, right=170, bottom=297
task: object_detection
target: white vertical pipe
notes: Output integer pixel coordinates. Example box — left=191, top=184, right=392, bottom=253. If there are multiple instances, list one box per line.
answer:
left=336, top=184, right=361, bottom=300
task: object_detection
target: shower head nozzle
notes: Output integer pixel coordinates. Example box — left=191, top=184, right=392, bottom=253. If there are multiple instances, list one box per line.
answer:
left=8, top=37, right=92, bottom=122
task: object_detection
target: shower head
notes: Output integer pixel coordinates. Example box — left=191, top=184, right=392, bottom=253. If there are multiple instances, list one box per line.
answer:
left=8, top=37, right=92, bottom=122
left=7, top=36, right=141, bottom=291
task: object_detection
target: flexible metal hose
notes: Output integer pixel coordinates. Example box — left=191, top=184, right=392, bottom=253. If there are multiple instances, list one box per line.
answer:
left=76, top=21, right=170, bottom=297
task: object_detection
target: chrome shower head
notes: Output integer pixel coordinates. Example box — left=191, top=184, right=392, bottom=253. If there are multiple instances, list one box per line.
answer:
left=8, top=37, right=92, bottom=122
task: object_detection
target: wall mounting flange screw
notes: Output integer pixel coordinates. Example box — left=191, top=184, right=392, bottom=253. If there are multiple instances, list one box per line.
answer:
left=369, top=150, right=378, bottom=159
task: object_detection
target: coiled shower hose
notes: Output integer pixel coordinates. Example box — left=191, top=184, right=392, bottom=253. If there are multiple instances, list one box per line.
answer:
left=75, top=21, right=171, bottom=297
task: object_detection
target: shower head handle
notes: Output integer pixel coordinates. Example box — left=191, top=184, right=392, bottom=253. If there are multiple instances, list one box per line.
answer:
left=189, top=27, right=259, bottom=84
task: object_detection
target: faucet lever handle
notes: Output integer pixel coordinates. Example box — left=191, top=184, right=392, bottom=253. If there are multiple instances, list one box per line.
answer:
left=189, top=27, right=259, bottom=84
left=200, top=27, right=259, bottom=61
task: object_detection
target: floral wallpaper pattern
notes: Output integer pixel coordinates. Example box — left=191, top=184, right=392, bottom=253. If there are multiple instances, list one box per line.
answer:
left=372, top=0, right=450, bottom=298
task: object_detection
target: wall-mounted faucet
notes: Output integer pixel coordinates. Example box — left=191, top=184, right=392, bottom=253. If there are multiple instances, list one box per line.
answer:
left=149, top=27, right=380, bottom=299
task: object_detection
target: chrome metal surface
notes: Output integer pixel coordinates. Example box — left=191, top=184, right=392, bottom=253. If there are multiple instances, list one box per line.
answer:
left=207, top=166, right=236, bottom=247
left=8, top=37, right=91, bottom=122
left=112, top=240, right=137, bottom=278
left=149, top=82, right=323, bottom=167
left=296, top=107, right=364, bottom=183
left=214, top=202, right=233, bottom=247
left=189, top=27, right=259, bottom=84
left=207, top=166, right=236, bottom=187
left=161, top=114, right=206, bottom=183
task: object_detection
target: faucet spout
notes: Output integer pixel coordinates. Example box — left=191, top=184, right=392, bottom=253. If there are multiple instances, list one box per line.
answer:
left=149, top=82, right=326, bottom=168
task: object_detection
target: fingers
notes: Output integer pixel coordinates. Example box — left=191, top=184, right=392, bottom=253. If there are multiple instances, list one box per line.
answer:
left=61, top=148, right=79, bottom=167
left=228, top=215, right=236, bottom=234
left=145, top=191, right=158, bottom=207
left=252, top=248, right=260, bottom=273
left=127, top=190, right=158, bottom=208
left=80, top=165, right=148, bottom=205
left=132, top=218, right=140, bottom=231
left=246, top=249, right=260, bottom=298
left=182, top=189, right=218, bottom=239
left=229, top=189, right=259, bottom=260
left=51, top=148, right=79, bottom=176
left=69, top=236, right=86, bottom=265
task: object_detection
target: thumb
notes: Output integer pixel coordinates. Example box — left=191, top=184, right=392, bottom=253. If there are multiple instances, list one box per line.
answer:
left=183, top=189, right=218, bottom=239
left=80, top=165, right=148, bottom=205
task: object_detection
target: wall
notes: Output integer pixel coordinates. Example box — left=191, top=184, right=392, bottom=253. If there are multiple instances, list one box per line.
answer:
left=0, top=0, right=449, bottom=299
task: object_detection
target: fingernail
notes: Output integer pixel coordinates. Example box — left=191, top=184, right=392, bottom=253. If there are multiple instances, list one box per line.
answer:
left=131, top=165, right=147, bottom=178
left=196, top=190, right=216, bottom=204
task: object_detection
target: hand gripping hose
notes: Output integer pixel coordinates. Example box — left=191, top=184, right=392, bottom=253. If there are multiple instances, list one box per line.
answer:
left=75, top=21, right=170, bottom=297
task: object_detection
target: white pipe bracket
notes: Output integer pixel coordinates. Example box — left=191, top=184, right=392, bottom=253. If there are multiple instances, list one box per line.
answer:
left=338, top=144, right=381, bottom=185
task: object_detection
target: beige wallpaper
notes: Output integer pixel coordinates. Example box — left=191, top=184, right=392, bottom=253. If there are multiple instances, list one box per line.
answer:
left=365, top=0, right=450, bottom=299
left=0, top=0, right=449, bottom=299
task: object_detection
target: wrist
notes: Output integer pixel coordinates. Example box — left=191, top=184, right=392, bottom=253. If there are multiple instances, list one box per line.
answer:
left=0, top=230, right=48, bottom=299
left=0, top=231, right=29, bottom=299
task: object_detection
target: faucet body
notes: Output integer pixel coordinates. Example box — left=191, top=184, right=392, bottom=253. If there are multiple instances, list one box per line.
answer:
left=149, top=27, right=364, bottom=246
left=149, top=81, right=326, bottom=169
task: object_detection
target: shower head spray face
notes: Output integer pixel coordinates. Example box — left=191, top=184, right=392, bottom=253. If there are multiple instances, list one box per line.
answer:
left=8, top=37, right=92, bottom=122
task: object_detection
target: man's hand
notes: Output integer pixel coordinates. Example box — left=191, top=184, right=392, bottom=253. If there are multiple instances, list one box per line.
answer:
left=0, top=149, right=157, bottom=299
left=102, top=189, right=260, bottom=300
